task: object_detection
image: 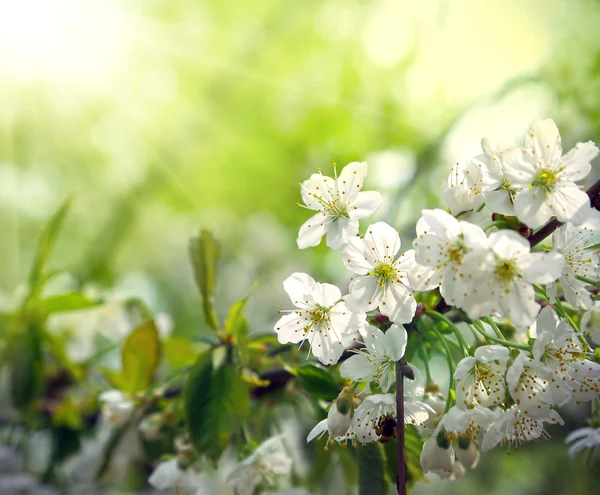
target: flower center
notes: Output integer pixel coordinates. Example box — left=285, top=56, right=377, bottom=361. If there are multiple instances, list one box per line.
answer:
left=309, top=305, right=329, bottom=324
left=447, top=241, right=468, bottom=264
left=494, top=259, right=518, bottom=282
left=372, top=263, right=396, bottom=285
left=532, top=168, right=559, bottom=193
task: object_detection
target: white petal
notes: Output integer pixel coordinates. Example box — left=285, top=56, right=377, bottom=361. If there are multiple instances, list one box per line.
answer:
left=514, top=186, right=554, bottom=229
left=454, top=357, right=476, bottom=380
left=350, top=191, right=382, bottom=220
left=384, top=324, right=407, bottom=362
left=325, top=218, right=359, bottom=250
left=561, top=141, right=598, bottom=181
left=483, top=189, right=516, bottom=216
left=283, top=272, right=316, bottom=305
left=550, top=184, right=590, bottom=224
left=500, top=148, right=538, bottom=187
left=474, top=345, right=509, bottom=364
left=342, top=236, right=375, bottom=275
left=340, top=355, right=376, bottom=383
left=488, top=230, right=530, bottom=260
left=421, top=209, right=461, bottom=240
left=380, top=282, right=416, bottom=324
left=310, top=282, right=342, bottom=308
left=307, top=419, right=328, bottom=443
left=363, top=222, right=401, bottom=261
left=499, top=280, right=540, bottom=329
left=345, top=276, right=382, bottom=314
left=521, top=252, right=565, bottom=284
left=301, top=174, right=336, bottom=208
left=274, top=312, right=305, bottom=345
left=297, top=212, right=328, bottom=248
left=524, top=118, right=562, bottom=166
left=337, top=161, right=367, bottom=203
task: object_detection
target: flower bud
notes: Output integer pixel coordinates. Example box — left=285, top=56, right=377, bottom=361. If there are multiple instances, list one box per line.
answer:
left=455, top=439, right=480, bottom=469
left=420, top=436, right=455, bottom=473
left=327, top=387, right=355, bottom=438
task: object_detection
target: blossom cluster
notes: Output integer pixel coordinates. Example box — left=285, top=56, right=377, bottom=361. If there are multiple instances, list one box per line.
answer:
left=274, top=118, right=600, bottom=480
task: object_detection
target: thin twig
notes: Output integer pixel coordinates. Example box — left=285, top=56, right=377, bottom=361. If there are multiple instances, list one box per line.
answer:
left=396, top=360, right=407, bottom=495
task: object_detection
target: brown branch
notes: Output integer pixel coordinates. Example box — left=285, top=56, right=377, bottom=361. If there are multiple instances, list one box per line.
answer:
left=529, top=177, right=600, bottom=247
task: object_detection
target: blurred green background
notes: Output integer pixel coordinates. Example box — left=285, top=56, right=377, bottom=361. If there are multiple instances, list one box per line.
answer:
left=1, top=0, right=600, bottom=492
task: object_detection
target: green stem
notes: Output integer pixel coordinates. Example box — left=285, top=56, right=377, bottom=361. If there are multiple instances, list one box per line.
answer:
left=425, top=311, right=470, bottom=356
left=429, top=326, right=455, bottom=413
left=482, top=317, right=505, bottom=340
left=483, top=220, right=514, bottom=231
left=417, top=345, right=432, bottom=383
left=553, top=298, right=579, bottom=331
left=576, top=275, right=600, bottom=288
left=471, top=321, right=529, bottom=351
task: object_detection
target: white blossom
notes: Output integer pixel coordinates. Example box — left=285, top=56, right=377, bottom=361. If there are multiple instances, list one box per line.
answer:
left=503, top=118, right=598, bottom=228
left=481, top=405, right=563, bottom=452
left=506, top=354, right=555, bottom=418
left=148, top=459, right=200, bottom=493
left=461, top=230, right=565, bottom=328
left=412, top=209, right=487, bottom=307
left=454, top=345, right=509, bottom=409
left=581, top=301, right=600, bottom=345
left=565, top=426, right=600, bottom=459
left=441, top=160, right=485, bottom=215
left=297, top=162, right=382, bottom=249
left=227, top=436, right=292, bottom=495
left=98, top=390, right=134, bottom=427
left=476, top=138, right=519, bottom=216
left=274, top=273, right=364, bottom=365
left=343, top=222, right=417, bottom=323
left=546, top=218, right=599, bottom=309
left=340, top=324, right=407, bottom=391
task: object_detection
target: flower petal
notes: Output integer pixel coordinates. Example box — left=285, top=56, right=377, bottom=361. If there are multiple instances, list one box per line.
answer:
left=379, top=281, right=416, bottom=323
left=297, top=212, right=328, bottom=248
left=349, top=190, right=382, bottom=220
left=337, top=161, right=368, bottom=203
left=282, top=272, right=316, bottom=305
left=345, top=276, right=382, bottom=314
left=521, top=252, right=565, bottom=284
left=514, top=186, right=555, bottom=229
left=363, top=221, right=401, bottom=261
left=325, top=217, right=358, bottom=250
left=561, top=141, right=598, bottom=181
left=384, top=324, right=408, bottom=362
left=524, top=118, right=562, bottom=167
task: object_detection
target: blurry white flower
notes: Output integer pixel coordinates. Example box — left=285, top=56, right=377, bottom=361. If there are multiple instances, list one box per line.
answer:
left=227, top=436, right=292, bottom=495
left=297, top=162, right=382, bottom=249
left=340, top=324, right=407, bottom=391
left=504, top=118, right=598, bottom=228
left=581, top=301, right=600, bottom=345
left=99, top=390, right=134, bottom=427
left=565, top=426, right=600, bottom=459
left=274, top=273, right=364, bottom=365
left=455, top=441, right=480, bottom=469
left=148, top=459, right=200, bottom=493
left=343, top=222, right=417, bottom=323
left=462, top=230, right=565, bottom=328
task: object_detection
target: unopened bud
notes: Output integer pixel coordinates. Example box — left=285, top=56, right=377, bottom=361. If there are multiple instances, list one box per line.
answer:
left=335, top=387, right=354, bottom=415
left=517, top=225, right=531, bottom=238
left=420, top=436, right=455, bottom=473
left=375, top=313, right=390, bottom=325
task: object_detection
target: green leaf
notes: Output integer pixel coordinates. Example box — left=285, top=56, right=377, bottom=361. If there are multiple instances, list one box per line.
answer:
left=189, top=230, right=221, bottom=331
left=183, top=350, right=250, bottom=459
left=27, top=198, right=71, bottom=302
left=9, top=324, right=44, bottom=411
left=38, top=292, right=100, bottom=315
left=357, top=442, right=388, bottom=495
left=105, top=320, right=160, bottom=394
left=225, top=300, right=249, bottom=341
left=405, top=425, right=425, bottom=487
left=295, top=363, right=339, bottom=401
